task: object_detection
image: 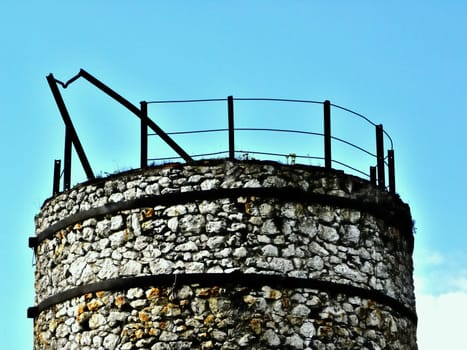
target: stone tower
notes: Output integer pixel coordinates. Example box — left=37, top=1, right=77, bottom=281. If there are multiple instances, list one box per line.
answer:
left=28, top=71, right=417, bottom=349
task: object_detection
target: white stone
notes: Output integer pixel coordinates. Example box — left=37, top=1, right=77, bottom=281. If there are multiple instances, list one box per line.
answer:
left=238, top=334, right=251, bottom=347
left=300, top=322, right=316, bottom=338
left=199, top=201, right=220, bottom=214
left=176, top=241, right=198, bottom=252
left=261, top=219, right=279, bottom=235
left=131, top=213, right=142, bottom=236
left=262, top=244, right=279, bottom=257
left=285, top=334, right=304, bottom=349
left=207, top=235, right=225, bottom=249
left=307, top=256, right=324, bottom=270
left=109, top=193, right=124, bottom=203
left=233, top=247, right=247, bottom=258
left=334, top=264, right=358, bottom=280
left=318, top=225, right=339, bottom=242
left=109, top=230, right=126, bottom=247
left=309, top=242, right=329, bottom=256
left=97, top=259, right=119, bottom=279
left=103, top=334, right=119, bottom=349
left=200, top=178, right=220, bottom=190
left=342, top=225, right=360, bottom=244
left=159, top=331, right=178, bottom=341
left=96, top=220, right=111, bottom=235
left=270, top=257, right=294, bottom=273
left=164, top=205, right=187, bottom=217
left=121, top=260, right=142, bottom=275
left=244, top=179, right=261, bottom=188
left=158, top=177, right=171, bottom=187
left=149, top=259, right=174, bottom=274
left=259, top=203, right=274, bottom=217
left=186, top=262, right=204, bottom=273
left=263, top=329, right=281, bottom=346
left=292, top=304, right=311, bottom=318
left=133, top=236, right=148, bottom=251
left=127, top=287, right=144, bottom=299
left=177, top=285, right=193, bottom=299
left=110, top=215, right=124, bottom=231
left=89, top=313, right=106, bottom=329
left=69, top=257, right=86, bottom=279
left=167, top=217, right=178, bottom=232
left=96, top=238, right=110, bottom=251
left=206, top=221, right=225, bottom=233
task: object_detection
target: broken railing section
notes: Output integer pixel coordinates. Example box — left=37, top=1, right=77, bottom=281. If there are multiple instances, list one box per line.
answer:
left=48, top=69, right=396, bottom=196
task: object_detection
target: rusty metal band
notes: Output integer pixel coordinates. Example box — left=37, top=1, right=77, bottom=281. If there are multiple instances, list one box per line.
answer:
left=29, top=187, right=413, bottom=250
left=27, top=272, right=417, bottom=324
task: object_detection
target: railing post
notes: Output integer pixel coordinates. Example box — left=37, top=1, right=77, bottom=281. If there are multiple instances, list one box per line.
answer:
left=324, top=100, right=332, bottom=169
left=53, top=159, right=61, bottom=195
left=64, top=128, right=72, bottom=191
left=228, top=96, right=235, bottom=160
left=370, top=166, right=377, bottom=186
left=376, top=124, right=385, bottom=189
left=388, top=149, right=395, bottom=194
left=140, top=101, right=148, bottom=168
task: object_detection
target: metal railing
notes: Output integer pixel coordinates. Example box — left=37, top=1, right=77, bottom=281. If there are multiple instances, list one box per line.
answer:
left=47, top=70, right=396, bottom=196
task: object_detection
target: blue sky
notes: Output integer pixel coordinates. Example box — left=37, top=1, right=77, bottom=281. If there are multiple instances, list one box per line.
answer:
left=1, top=1, right=466, bottom=348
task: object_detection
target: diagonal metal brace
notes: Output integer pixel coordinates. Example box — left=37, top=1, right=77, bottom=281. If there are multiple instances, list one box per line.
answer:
left=76, top=69, right=192, bottom=162
left=47, top=74, right=95, bottom=183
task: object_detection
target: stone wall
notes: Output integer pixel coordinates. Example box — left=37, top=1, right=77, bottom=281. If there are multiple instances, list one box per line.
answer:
left=31, top=160, right=417, bottom=349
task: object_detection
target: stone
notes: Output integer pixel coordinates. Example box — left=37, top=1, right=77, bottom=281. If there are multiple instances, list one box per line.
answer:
left=69, top=257, right=86, bottom=279
left=103, top=334, right=119, bottom=349
left=238, top=334, right=251, bottom=347
left=97, top=259, right=119, bottom=279
left=110, top=215, right=124, bottom=231
left=262, top=286, right=282, bottom=300
left=127, top=287, right=144, bottom=299
left=233, top=247, right=247, bottom=258
left=318, top=225, right=339, bottom=242
left=164, top=205, right=187, bottom=217
left=270, top=257, right=294, bottom=273
left=342, top=225, right=360, bottom=245
left=200, top=179, right=220, bottom=190
left=131, top=213, right=142, bottom=236
left=207, top=235, right=225, bottom=249
left=109, top=230, right=127, bottom=247
left=109, top=192, right=124, bottom=203
left=159, top=331, right=178, bottom=341
left=186, top=262, right=204, bottom=273
left=150, top=259, right=174, bottom=274
left=263, top=329, right=281, bottom=346
left=307, top=255, right=324, bottom=270
left=291, top=304, right=311, bottom=318
left=285, top=334, right=304, bottom=349
left=262, top=244, right=279, bottom=256
left=300, top=322, right=316, bottom=338
left=121, top=260, right=142, bottom=275
left=259, top=203, right=274, bottom=217
left=167, top=217, right=178, bottom=232
left=176, top=241, right=198, bottom=252
left=88, top=313, right=106, bottom=329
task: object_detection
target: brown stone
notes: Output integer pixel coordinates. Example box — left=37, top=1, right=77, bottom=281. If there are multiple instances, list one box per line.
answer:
left=115, top=295, right=126, bottom=308
left=139, top=311, right=150, bottom=322
left=146, top=287, right=161, bottom=300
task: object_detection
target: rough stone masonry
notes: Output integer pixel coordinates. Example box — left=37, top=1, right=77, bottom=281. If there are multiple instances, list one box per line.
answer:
left=30, top=159, right=417, bottom=349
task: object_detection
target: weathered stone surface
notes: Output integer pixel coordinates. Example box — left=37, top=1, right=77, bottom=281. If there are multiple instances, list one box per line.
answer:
left=33, top=160, right=416, bottom=350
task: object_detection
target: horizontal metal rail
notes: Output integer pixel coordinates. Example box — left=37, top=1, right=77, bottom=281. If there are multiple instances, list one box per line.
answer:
left=30, top=187, right=413, bottom=250
left=27, top=272, right=417, bottom=324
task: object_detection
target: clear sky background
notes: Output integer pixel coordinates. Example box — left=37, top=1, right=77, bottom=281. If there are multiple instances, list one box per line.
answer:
left=1, top=1, right=466, bottom=349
